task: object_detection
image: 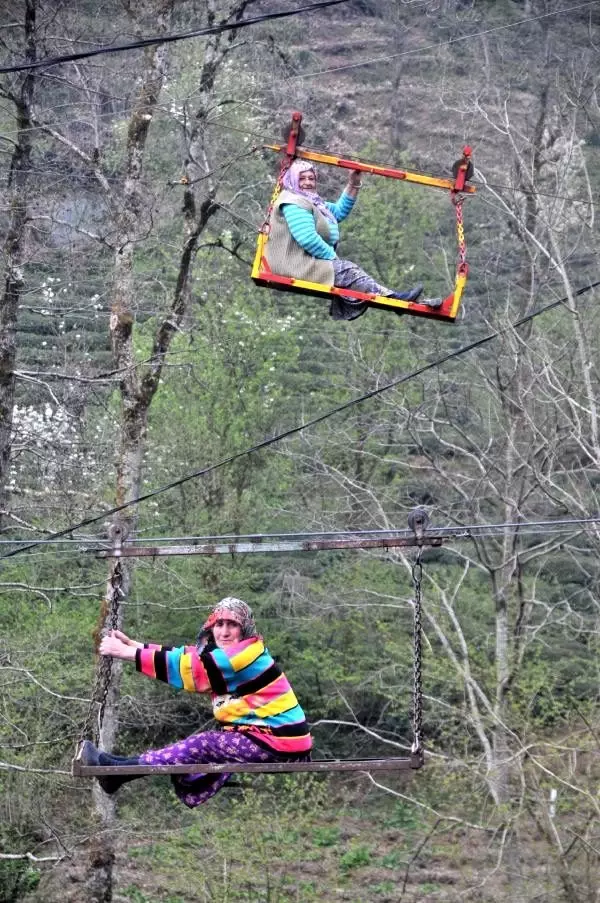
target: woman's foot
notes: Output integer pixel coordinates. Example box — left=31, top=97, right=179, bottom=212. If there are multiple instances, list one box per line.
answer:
left=78, top=740, right=140, bottom=794
left=79, top=740, right=101, bottom=766
left=388, top=284, right=423, bottom=302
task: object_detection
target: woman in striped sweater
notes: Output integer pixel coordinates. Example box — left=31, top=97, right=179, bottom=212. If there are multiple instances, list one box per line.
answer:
left=80, top=598, right=312, bottom=808
left=264, top=159, right=442, bottom=320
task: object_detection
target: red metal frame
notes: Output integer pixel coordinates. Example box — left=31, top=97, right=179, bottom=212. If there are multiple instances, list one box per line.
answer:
left=252, top=112, right=475, bottom=322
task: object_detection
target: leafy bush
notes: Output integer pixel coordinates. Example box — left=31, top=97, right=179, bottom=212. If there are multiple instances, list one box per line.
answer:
left=339, top=845, right=372, bottom=870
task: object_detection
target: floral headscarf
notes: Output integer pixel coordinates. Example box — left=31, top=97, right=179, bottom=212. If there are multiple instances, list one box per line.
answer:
left=196, top=597, right=257, bottom=651
left=282, top=159, right=336, bottom=223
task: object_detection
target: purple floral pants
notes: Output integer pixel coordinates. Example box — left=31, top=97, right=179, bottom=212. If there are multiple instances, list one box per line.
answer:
left=140, top=730, right=284, bottom=808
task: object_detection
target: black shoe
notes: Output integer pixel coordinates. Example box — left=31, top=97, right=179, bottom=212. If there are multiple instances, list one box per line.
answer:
left=79, top=740, right=101, bottom=766
left=388, top=284, right=423, bottom=302
left=79, top=740, right=140, bottom=794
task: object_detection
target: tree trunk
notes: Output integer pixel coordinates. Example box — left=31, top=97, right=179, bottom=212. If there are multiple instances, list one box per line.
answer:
left=85, top=3, right=250, bottom=897
left=86, top=7, right=173, bottom=900
left=0, top=0, right=36, bottom=533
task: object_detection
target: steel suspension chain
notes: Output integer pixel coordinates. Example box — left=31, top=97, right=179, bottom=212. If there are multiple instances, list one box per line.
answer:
left=410, top=548, right=424, bottom=759
left=96, top=560, right=124, bottom=727
left=77, top=553, right=125, bottom=746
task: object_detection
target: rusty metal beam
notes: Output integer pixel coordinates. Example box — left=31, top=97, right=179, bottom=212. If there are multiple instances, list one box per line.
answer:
left=97, top=535, right=446, bottom=558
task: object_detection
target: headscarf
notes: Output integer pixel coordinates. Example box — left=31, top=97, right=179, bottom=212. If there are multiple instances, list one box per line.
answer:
left=282, top=159, right=337, bottom=224
left=196, top=597, right=257, bottom=651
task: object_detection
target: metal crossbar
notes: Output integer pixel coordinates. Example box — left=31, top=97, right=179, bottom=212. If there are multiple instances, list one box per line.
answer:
left=96, top=534, right=445, bottom=558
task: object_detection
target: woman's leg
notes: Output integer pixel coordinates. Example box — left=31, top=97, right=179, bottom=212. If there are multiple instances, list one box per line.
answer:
left=333, top=259, right=440, bottom=313
left=140, top=731, right=293, bottom=809
left=333, top=259, right=395, bottom=298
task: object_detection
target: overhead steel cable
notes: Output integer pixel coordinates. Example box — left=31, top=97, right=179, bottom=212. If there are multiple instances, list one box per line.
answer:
left=3, top=515, right=600, bottom=548
left=112, top=517, right=600, bottom=545
left=1, top=278, right=599, bottom=562
left=281, top=1, right=597, bottom=80
left=0, top=0, right=350, bottom=74
left=0, top=513, right=600, bottom=552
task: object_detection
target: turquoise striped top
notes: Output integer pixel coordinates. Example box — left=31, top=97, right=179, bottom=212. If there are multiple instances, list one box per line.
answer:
left=281, top=191, right=356, bottom=259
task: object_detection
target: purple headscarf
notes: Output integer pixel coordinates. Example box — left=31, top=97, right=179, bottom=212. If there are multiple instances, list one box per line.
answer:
left=282, top=160, right=336, bottom=223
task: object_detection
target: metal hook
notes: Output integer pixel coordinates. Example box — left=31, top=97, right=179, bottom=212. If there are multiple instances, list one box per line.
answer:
left=407, top=507, right=430, bottom=540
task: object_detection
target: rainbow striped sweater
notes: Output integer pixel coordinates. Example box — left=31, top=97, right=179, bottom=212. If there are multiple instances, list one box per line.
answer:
left=136, top=637, right=312, bottom=757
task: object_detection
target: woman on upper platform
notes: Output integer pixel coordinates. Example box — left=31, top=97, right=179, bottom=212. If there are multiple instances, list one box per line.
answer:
left=264, top=159, right=442, bottom=321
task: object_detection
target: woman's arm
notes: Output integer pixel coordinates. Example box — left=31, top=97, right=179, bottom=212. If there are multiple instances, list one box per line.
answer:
left=328, top=171, right=362, bottom=221
left=99, top=630, right=139, bottom=661
left=112, top=629, right=144, bottom=649
left=344, top=170, right=363, bottom=199
left=282, top=204, right=336, bottom=259
left=99, top=631, right=210, bottom=693
left=136, top=644, right=212, bottom=693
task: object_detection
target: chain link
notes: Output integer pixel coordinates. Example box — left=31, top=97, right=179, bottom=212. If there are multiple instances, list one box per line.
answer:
left=97, top=562, right=123, bottom=727
left=259, top=155, right=292, bottom=236
left=411, top=549, right=423, bottom=757
left=454, top=197, right=467, bottom=267
left=77, top=561, right=124, bottom=745
left=453, top=194, right=472, bottom=282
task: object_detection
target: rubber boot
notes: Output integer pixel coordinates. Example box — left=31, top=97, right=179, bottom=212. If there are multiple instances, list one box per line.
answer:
left=80, top=740, right=142, bottom=795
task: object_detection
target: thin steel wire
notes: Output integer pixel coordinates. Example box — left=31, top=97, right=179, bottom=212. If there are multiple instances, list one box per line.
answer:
left=1, top=515, right=599, bottom=548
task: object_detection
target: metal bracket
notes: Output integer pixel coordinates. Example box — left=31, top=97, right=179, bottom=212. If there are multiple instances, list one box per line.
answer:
left=107, top=521, right=128, bottom=553
left=407, top=507, right=430, bottom=540
left=284, top=111, right=304, bottom=158
left=452, top=145, right=474, bottom=191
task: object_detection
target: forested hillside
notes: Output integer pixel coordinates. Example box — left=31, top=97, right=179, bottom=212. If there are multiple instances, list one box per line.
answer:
left=1, top=1, right=600, bottom=901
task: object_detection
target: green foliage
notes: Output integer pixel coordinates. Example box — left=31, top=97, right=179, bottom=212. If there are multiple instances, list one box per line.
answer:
left=138, top=271, right=306, bottom=538
left=380, top=850, right=405, bottom=869
left=312, top=825, right=341, bottom=847
left=339, top=844, right=372, bottom=870
left=0, top=861, right=40, bottom=903
left=122, top=888, right=151, bottom=903
left=373, top=881, right=396, bottom=895
left=120, top=777, right=331, bottom=903
left=340, top=149, right=449, bottom=296
left=384, top=802, right=421, bottom=832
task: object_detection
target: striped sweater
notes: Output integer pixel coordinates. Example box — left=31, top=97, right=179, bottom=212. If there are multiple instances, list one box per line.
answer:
left=136, top=637, right=312, bottom=757
left=281, top=191, right=356, bottom=259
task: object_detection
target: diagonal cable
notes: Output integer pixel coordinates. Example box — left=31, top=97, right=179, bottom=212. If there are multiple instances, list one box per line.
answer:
left=0, top=1, right=350, bottom=74
left=1, top=279, right=599, bottom=560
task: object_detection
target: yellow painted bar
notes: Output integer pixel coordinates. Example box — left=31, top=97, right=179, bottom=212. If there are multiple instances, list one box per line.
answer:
left=263, top=144, right=476, bottom=194
left=252, top=262, right=458, bottom=321
left=251, top=232, right=266, bottom=279
left=449, top=271, right=467, bottom=319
